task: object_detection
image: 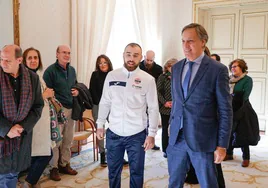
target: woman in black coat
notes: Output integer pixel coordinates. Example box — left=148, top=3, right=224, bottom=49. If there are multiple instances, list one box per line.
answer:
left=89, top=54, right=113, bottom=166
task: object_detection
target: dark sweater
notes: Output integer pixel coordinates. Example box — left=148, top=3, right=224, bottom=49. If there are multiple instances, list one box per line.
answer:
left=43, top=60, right=77, bottom=109
left=139, top=60, right=163, bottom=82
left=89, top=71, right=108, bottom=105
left=233, top=75, right=253, bottom=102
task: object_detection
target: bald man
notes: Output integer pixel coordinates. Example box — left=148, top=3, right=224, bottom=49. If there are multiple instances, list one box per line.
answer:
left=0, top=45, right=43, bottom=187
left=139, top=50, right=163, bottom=82
left=139, top=50, right=163, bottom=150
left=43, top=45, right=79, bottom=181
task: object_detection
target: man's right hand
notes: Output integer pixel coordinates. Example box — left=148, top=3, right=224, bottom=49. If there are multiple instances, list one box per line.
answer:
left=96, top=128, right=105, bottom=140
left=7, top=124, right=24, bottom=138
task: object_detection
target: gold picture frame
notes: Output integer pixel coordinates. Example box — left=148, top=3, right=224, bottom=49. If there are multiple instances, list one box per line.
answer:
left=13, top=0, right=20, bottom=45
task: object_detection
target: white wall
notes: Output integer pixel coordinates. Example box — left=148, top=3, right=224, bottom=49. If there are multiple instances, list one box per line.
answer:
left=160, top=0, right=193, bottom=63
left=0, top=0, right=14, bottom=48
left=20, top=0, right=71, bottom=71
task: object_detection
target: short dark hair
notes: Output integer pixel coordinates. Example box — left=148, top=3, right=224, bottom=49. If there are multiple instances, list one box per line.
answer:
left=95, top=54, right=113, bottom=72
left=124, top=43, right=142, bottom=52
left=229, top=59, right=248, bottom=73
left=211, top=54, right=221, bottom=61
left=22, top=47, right=43, bottom=71
left=182, top=23, right=209, bottom=43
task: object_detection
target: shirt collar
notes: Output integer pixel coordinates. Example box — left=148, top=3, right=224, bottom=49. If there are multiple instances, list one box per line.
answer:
left=186, top=52, right=205, bottom=65
left=122, top=66, right=140, bottom=75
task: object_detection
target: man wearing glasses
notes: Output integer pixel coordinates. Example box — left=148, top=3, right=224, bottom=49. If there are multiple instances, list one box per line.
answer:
left=0, top=45, right=43, bottom=187
left=43, top=45, right=79, bottom=181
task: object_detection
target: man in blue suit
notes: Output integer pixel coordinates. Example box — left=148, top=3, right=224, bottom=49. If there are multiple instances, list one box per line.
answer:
left=167, top=23, right=232, bottom=188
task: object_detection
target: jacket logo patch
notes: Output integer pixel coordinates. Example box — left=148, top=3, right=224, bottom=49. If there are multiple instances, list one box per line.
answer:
left=132, top=84, right=142, bottom=89
left=134, top=78, right=141, bottom=84
left=109, top=81, right=126, bottom=87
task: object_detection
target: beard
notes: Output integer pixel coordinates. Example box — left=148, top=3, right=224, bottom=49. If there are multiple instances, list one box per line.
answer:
left=124, top=61, right=139, bottom=72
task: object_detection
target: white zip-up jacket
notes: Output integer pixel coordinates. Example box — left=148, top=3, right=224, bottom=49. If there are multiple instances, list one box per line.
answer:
left=96, top=66, right=159, bottom=137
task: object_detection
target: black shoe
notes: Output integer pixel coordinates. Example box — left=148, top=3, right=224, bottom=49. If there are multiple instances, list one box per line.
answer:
left=100, top=153, right=107, bottom=167
left=123, top=159, right=129, bottom=166
left=152, top=145, right=160, bottom=150
left=163, top=152, right=167, bottom=158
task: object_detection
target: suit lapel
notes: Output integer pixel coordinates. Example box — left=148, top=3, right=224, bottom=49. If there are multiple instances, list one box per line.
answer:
left=185, top=56, right=210, bottom=101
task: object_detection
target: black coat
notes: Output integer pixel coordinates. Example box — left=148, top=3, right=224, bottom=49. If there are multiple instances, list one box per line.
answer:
left=72, top=83, right=93, bottom=121
left=139, top=60, right=163, bottom=82
left=232, top=100, right=260, bottom=147
left=0, top=71, right=43, bottom=173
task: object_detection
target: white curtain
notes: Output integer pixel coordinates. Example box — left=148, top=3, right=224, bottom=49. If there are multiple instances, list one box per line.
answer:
left=71, top=0, right=116, bottom=84
left=133, top=0, right=162, bottom=64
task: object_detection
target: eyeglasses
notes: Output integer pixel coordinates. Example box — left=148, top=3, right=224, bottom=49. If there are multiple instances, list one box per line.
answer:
left=231, top=65, right=238, bottom=69
left=58, top=51, right=71, bottom=55
left=99, top=62, right=108, bottom=66
left=0, top=58, right=12, bottom=64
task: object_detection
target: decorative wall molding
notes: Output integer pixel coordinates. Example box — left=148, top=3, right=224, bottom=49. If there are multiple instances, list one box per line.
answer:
left=241, top=54, right=267, bottom=73
left=250, top=77, right=266, bottom=115
left=211, top=14, right=235, bottom=50
left=193, top=0, right=268, bottom=22
left=13, top=0, right=20, bottom=45
left=240, top=12, right=267, bottom=50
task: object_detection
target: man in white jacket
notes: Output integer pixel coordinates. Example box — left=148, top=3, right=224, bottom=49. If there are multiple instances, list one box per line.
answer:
left=96, top=43, right=159, bottom=188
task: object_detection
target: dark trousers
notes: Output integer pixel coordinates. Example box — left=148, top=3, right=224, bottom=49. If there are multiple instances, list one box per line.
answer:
left=167, top=130, right=218, bottom=188
left=161, top=114, right=170, bottom=153
left=26, top=150, right=53, bottom=185
left=106, top=129, right=146, bottom=188
left=227, top=133, right=250, bottom=160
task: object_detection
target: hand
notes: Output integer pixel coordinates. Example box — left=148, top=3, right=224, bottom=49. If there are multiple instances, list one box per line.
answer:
left=7, top=124, right=24, bottom=138
left=96, top=128, right=105, bottom=140
left=214, top=146, right=226, bottom=164
left=143, top=136, right=155, bottom=151
left=43, top=88, right=54, bottom=99
left=164, top=101, right=172, bottom=108
left=71, top=88, right=79, bottom=96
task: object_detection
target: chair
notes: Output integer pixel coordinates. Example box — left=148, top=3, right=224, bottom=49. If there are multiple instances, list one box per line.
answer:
left=72, top=109, right=98, bottom=161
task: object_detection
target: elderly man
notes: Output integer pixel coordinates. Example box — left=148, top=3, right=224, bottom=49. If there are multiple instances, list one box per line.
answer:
left=43, top=45, right=79, bottom=181
left=97, top=43, right=159, bottom=188
left=0, top=45, right=43, bottom=187
left=168, top=23, right=232, bottom=188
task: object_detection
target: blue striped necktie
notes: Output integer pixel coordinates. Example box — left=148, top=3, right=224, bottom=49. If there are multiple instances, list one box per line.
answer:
left=182, top=61, right=194, bottom=98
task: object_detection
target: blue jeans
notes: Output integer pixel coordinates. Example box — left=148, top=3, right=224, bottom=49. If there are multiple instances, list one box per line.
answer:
left=106, top=129, right=146, bottom=188
left=0, top=172, right=19, bottom=188
left=26, top=150, right=53, bottom=185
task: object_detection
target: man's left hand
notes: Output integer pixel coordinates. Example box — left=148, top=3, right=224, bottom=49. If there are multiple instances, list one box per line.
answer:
left=143, top=136, right=155, bottom=151
left=214, top=146, right=226, bottom=164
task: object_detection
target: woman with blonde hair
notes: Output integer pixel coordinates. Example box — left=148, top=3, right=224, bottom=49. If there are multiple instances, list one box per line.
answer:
left=157, top=58, right=178, bottom=158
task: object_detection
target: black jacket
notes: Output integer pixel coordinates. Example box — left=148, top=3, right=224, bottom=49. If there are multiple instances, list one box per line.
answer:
left=139, top=60, right=162, bottom=82
left=72, top=83, right=93, bottom=121
left=232, top=100, right=260, bottom=147
left=0, top=71, right=43, bottom=173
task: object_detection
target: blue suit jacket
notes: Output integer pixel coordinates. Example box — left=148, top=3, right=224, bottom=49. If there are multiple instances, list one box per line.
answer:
left=169, top=55, right=233, bottom=152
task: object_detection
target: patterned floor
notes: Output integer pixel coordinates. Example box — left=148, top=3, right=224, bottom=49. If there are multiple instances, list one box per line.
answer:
left=37, top=134, right=268, bottom=188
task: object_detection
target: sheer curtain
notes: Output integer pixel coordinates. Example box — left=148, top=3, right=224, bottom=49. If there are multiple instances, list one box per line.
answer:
left=133, top=0, right=162, bottom=64
left=71, top=0, right=116, bottom=84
